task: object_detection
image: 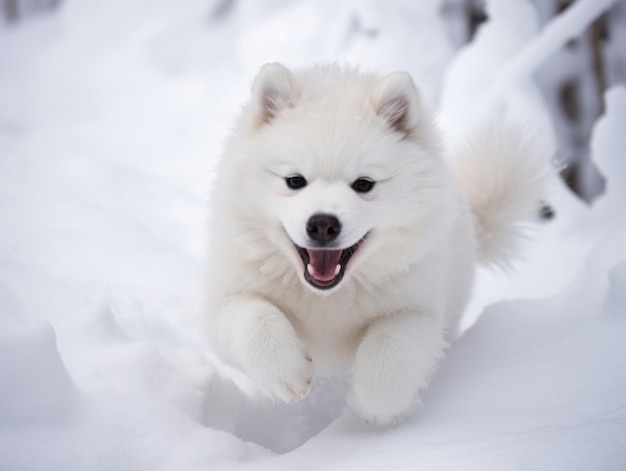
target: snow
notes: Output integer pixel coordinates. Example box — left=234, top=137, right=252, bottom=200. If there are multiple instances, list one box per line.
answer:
left=1, top=1, right=625, bottom=470
left=474, top=0, right=619, bottom=121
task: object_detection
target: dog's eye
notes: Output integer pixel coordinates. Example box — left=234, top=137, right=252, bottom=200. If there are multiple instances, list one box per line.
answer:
left=285, top=174, right=307, bottom=190
left=352, top=178, right=375, bottom=193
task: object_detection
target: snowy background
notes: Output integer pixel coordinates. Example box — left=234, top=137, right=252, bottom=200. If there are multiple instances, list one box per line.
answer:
left=1, top=0, right=626, bottom=469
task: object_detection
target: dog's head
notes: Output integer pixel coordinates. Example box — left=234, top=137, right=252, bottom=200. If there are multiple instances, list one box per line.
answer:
left=233, top=63, right=447, bottom=295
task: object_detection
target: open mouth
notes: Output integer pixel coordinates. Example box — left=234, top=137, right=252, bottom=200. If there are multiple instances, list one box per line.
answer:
left=295, top=237, right=366, bottom=290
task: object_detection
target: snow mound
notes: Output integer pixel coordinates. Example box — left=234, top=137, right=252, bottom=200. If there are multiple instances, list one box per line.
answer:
left=0, top=318, right=77, bottom=424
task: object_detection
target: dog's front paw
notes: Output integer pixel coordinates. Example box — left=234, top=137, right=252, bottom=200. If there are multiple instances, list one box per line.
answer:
left=348, top=313, right=447, bottom=425
left=348, top=373, right=416, bottom=426
left=348, top=383, right=415, bottom=426
left=348, top=336, right=420, bottom=425
left=242, top=313, right=314, bottom=403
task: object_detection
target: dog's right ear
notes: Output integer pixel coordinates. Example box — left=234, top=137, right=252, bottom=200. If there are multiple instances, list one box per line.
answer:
left=250, top=63, right=298, bottom=128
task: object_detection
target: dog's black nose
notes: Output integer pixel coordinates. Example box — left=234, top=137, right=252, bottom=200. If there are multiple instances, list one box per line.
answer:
left=306, top=213, right=341, bottom=245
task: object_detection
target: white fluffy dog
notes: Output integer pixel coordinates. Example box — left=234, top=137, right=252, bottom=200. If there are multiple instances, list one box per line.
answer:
left=205, top=63, right=550, bottom=425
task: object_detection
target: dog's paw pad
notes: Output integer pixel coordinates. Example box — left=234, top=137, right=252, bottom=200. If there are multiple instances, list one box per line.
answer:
left=249, top=347, right=314, bottom=404
left=348, top=387, right=413, bottom=426
left=284, top=377, right=313, bottom=403
left=269, top=359, right=313, bottom=403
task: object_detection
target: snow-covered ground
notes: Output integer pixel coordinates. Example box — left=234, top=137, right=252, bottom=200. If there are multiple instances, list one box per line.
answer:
left=1, top=1, right=625, bottom=469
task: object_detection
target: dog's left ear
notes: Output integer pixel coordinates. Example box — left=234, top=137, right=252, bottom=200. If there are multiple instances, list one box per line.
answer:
left=250, top=63, right=298, bottom=129
left=372, top=72, right=421, bottom=140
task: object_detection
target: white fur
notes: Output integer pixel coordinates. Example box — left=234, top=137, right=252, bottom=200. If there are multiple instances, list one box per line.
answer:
left=449, top=125, right=552, bottom=269
left=205, top=63, right=550, bottom=425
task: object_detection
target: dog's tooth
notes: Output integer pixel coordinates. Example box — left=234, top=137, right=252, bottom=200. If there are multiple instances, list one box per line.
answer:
left=334, top=264, right=341, bottom=276
left=307, top=264, right=314, bottom=276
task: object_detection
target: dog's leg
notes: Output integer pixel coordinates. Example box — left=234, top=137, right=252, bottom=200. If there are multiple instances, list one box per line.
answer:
left=210, top=296, right=313, bottom=403
left=349, top=312, right=447, bottom=425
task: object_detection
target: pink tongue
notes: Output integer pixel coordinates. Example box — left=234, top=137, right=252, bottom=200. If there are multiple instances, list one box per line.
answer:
left=307, top=249, right=342, bottom=281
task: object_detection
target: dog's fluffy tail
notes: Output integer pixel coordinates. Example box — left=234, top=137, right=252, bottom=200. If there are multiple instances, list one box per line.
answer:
left=450, top=125, right=553, bottom=270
